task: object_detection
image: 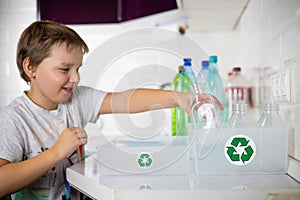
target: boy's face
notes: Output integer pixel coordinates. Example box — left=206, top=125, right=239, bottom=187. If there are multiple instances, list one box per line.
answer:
left=29, top=43, right=83, bottom=110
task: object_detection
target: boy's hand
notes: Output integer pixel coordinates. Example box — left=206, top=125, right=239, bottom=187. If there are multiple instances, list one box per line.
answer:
left=192, top=93, right=224, bottom=111
left=176, top=92, right=224, bottom=116
left=52, top=127, right=87, bottom=159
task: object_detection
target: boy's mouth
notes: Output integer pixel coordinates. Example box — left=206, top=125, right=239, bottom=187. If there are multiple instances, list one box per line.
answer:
left=62, top=87, right=73, bottom=93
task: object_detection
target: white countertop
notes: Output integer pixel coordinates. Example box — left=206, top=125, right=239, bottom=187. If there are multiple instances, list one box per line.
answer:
left=67, top=155, right=300, bottom=200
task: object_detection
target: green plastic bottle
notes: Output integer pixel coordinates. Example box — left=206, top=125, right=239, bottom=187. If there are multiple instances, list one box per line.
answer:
left=172, top=66, right=183, bottom=136
left=171, top=65, right=193, bottom=136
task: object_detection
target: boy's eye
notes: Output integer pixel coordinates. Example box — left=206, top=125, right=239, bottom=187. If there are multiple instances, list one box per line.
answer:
left=60, top=68, right=69, bottom=72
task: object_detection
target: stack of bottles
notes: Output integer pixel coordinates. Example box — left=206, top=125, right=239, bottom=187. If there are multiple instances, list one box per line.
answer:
left=227, top=102, right=285, bottom=128
left=225, top=66, right=285, bottom=128
left=172, top=56, right=227, bottom=136
left=171, top=56, right=286, bottom=135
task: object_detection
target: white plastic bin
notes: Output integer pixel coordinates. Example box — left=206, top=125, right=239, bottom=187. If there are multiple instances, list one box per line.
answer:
left=193, top=127, right=288, bottom=175
left=96, top=136, right=191, bottom=175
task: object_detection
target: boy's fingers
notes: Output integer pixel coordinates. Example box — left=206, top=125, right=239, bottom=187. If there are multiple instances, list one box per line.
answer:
left=196, top=93, right=224, bottom=111
left=212, top=96, right=224, bottom=110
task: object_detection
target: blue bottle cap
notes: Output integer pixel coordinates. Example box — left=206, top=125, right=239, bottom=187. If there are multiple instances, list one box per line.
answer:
left=209, top=55, right=218, bottom=63
left=183, top=58, right=192, bottom=66
left=201, top=60, right=209, bottom=69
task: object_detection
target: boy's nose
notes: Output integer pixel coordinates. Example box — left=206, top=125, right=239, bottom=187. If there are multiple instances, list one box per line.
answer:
left=70, top=72, right=80, bottom=83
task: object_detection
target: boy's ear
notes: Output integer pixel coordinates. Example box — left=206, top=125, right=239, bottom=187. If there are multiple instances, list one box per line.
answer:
left=23, top=57, right=36, bottom=79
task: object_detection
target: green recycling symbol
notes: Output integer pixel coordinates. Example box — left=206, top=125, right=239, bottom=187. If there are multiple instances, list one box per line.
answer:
left=137, top=152, right=153, bottom=168
left=224, top=135, right=256, bottom=166
left=139, top=184, right=152, bottom=190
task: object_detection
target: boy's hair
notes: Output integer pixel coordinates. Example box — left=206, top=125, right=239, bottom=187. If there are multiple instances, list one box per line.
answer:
left=16, top=20, right=89, bottom=83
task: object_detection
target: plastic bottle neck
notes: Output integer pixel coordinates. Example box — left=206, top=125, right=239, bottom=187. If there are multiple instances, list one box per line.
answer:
left=262, top=104, right=280, bottom=113
left=232, top=71, right=241, bottom=76
left=232, top=103, right=248, bottom=114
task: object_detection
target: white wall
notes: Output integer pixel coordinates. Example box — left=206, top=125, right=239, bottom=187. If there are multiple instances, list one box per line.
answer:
left=236, top=0, right=300, bottom=180
left=0, top=0, right=239, bottom=109
left=0, top=0, right=36, bottom=107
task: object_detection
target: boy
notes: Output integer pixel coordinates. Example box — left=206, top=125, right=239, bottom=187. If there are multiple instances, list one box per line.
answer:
left=0, top=21, right=222, bottom=199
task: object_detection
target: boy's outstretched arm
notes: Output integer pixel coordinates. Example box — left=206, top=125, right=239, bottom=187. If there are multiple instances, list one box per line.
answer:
left=99, top=88, right=223, bottom=115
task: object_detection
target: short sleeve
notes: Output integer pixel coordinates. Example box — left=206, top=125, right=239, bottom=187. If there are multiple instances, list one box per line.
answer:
left=0, top=111, right=24, bottom=163
left=70, top=86, right=107, bottom=127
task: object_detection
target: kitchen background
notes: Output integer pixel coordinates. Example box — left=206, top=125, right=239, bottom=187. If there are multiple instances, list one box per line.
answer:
left=0, top=0, right=299, bottom=182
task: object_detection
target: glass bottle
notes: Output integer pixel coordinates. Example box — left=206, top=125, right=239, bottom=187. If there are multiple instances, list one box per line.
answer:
left=256, top=104, right=284, bottom=127
left=228, top=103, right=253, bottom=128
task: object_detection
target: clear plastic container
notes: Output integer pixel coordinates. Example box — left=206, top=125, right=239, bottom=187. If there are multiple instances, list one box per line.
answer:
left=256, top=104, right=285, bottom=127
left=228, top=103, right=253, bottom=128
left=194, top=127, right=288, bottom=175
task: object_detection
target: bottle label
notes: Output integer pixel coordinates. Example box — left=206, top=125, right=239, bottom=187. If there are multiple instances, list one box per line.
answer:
left=226, top=87, right=249, bottom=102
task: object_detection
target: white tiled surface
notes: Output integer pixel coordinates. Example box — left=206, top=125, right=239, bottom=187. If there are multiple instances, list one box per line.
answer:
left=237, top=0, right=300, bottom=179
left=0, top=0, right=34, bottom=107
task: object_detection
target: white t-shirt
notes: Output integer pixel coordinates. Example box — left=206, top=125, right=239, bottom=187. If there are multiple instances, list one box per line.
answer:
left=0, top=86, right=106, bottom=200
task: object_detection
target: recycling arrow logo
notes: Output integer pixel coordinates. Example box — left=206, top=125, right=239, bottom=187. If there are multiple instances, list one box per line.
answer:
left=137, top=152, right=153, bottom=168
left=224, top=135, right=256, bottom=166
left=139, top=184, right=152, bottom=190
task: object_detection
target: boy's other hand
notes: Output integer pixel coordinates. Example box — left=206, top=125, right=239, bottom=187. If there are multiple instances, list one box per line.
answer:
left=52, top=127, right=87, bottom=159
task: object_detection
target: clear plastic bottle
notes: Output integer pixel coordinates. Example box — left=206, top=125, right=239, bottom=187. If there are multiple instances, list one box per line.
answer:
left=182, top=58, right=199, bottom=132
left=171, top=65, right=193, bottom=136
left=199, top=60, right=209, bottom=79
left=228, top=103, right=253, bottom=128
left=256, top=104, right=285, bottom=127
left=183, top=58, right=197, bottom=88
left=192, top=59, right=219, bottom=129
left=226, top=67, right=250, bottom=120
left=206, top=55, right=228, bottom=125
left=197, top=60, right=209, bottom=92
